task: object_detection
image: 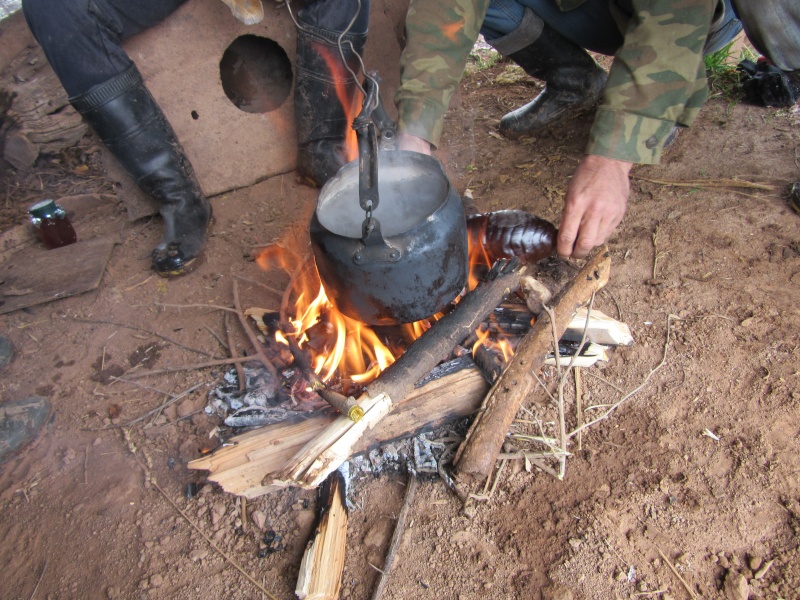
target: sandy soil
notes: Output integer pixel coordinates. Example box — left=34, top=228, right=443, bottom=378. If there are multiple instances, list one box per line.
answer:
left=1, top=54, right=799, bottom=600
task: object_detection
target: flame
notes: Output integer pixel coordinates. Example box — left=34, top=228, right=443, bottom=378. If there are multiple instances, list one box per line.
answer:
left=315, top=43, right=362, bottom=162
left=254, top=211, right=518, bottom=386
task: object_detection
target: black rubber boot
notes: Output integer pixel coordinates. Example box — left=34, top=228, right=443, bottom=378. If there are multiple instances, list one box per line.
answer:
left=71, top=65, right=211, bottom=278
left=294, top=24, right=367, bottom=187
left=491, top=18, right=607, bottom=139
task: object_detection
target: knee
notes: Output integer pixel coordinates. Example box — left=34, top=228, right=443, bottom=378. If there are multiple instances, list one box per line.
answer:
left=22, top=0, right=89, bottom=41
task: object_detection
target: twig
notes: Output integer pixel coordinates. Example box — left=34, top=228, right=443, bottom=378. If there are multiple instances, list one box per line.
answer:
left=632, top=175, right=777, bottom=191
left=84, top=445, right=89, bottom=486
left=657, top=547, right=698, bottom=600
left=574, top=367, right=583, bottom=451
left=29, top=560, right=46, bottom=600
left=652, top=222, right=667, bottom=280
left=225, top=312, right=246, bottom=393
left=568, top=314, right=676, bottom=439
left=121, top=356, right=255, bottom=379
left=232, top=281, right=279, bottom=380
left=126, top=382, right=205, bottom=426
left=203, top=325, right=229, bottom=353
left=68, top=317, right=219, bottom=359
left=232, top=274, right=285, bottom=298
left=370, top=473, right=418, bottom=600
left=153, top=477, right=277, bottom=598
left=632, top=591, right=668, bottom=597
left=140, top=302, right=238, bottom=313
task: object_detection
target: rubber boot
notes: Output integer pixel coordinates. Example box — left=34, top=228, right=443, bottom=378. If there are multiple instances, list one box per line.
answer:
left=71, top=65, right=211, bottom=278
left=294, top=24, right=367, bottom=187
left=490, top=15, right=607, bottom=139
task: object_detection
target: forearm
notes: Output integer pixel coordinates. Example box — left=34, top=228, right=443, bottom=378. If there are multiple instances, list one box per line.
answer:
left=587, top=0, right=717, bottom=164
left=395, top=0, right=490, bottom=148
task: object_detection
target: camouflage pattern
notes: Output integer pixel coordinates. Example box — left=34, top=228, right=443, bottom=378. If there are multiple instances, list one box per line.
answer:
left=395, top=0, right=491, bottom=147
left=588, top=0, right=718, bottom=163
left=396, top=0, right=721, bottom=164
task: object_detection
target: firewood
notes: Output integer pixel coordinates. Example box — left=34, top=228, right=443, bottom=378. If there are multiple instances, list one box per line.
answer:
left=187, top=361, right=488, bottom=498
left=271, top=259, right=525, bottom=489
left=562, top=307, right=632, bottom=346
left=295, top=470, right=348, bottom=600
left=454, top=246, right=611, bottom=493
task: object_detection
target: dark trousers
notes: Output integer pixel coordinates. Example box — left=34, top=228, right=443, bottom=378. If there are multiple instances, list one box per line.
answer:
left=22, top=0, right=370, bottom=99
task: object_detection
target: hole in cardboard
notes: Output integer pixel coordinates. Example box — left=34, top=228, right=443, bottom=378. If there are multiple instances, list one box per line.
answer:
left=220, top=35, right=292, bottom=114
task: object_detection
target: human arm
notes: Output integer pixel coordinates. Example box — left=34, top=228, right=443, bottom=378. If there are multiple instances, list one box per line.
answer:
left=559, top=0, right=717, bottom=257
left=394, top=0, right=491, bottom=149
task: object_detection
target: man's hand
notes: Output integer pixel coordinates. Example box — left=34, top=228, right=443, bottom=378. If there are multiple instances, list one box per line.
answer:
left=397, top=133, right=432, bottom=155
left=557, top=154, right=632, bottom=259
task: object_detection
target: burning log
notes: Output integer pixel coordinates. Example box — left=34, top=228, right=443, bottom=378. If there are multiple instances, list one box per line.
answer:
left=271, top=258, right=525, bottom=489
left=295, top=470, right=348, bottom=600
left=453, top=246, right=611, bottom=493
left=188, top=358, right=488, bottom=498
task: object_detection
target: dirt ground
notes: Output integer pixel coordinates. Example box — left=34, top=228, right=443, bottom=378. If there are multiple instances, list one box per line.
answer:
left=2, top=45, right=800, bottom=600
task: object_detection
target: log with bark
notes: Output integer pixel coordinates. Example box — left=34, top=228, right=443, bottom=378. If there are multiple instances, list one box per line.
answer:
left=453, top=245, right=611, bottom=494
left=271, top=259, right=526, bottom=489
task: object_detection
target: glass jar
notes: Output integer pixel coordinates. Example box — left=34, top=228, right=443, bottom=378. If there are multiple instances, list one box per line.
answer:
left=29, top=199, right=77, bottom=249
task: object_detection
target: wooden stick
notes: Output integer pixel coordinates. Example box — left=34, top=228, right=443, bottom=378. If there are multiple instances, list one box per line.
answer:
left=296, top=470, right=349, bottom=600
left=189, top=362, right=488, bottom=498
left=454, top=246, right=611, bottom=493
left=225, top=311, right=246, bottom=393
left=273, top=259, right=525, bottom=489
left=370, top=473, right=417, bottom=600
left=232, top=280, right=280, bottom=380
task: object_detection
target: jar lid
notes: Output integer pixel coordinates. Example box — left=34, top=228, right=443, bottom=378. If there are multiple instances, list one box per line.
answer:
left=29, top=199, right=58, bottom=219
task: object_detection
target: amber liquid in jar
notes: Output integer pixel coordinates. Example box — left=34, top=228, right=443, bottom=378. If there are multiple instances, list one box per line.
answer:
left=29, top=199, right=77, bottom=249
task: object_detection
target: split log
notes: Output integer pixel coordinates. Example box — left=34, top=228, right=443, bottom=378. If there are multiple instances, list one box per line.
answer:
left=273, top=259, right=525, bottom=489
left=188, top=359, right=488, bottom=498
left=562, top=307, right=633, bottom=346
left=454, top=245, right=611, bottom=492
left=295, top=470, right=348, bottom=600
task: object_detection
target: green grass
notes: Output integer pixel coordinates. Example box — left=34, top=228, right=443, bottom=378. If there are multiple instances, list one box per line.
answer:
left=704, top=41, right=759, bottom=101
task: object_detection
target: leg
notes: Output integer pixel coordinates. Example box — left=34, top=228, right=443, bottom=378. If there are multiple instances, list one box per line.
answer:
left=22, top=0, right=211, bottom=278
left=482, top=0, right=611, bottom=138
left=293, top=0, right=370, bottom=187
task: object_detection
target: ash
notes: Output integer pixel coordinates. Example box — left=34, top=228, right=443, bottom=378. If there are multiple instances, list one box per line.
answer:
left=348, top=419, right=470, bottom=484
left=205, top=364, right=327, bottom=428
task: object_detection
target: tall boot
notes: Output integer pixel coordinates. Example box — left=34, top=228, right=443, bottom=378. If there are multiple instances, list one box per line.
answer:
left=294, top=23, right=367, bottom=187
left=71, top=65, right=212, bottom=278
left=489, top=10, right=607, bottom=139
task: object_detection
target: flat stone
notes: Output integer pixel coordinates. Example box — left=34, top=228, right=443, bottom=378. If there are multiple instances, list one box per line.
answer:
left=0, top=335, right=13, bottom=371
left=0, top=396, right=52, bottom=463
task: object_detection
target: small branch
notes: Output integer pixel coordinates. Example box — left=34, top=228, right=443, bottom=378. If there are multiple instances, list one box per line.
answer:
left=121, top=356, right=255, bottom=380
left=232, top=280, right=279, bottom=380
left=29, top=560, right=47, bottom=600
left=68, top=317, right=219, bottom=358
left=370, top=473, right=418, bottom=600
left=568, top=314, right=676, bottom=439
left=124, top=434, right=277, bottom=599
left=232, top=274, right=285, bottom=298
left=225, top=312, right=246, bottom=393
left=125, top=382, right=205, bottom=426
left=574, top=367, right=583, bottom=451
left=657, top=547, right=698, bottom=600
left=632, top=175, right=777, bottom=191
